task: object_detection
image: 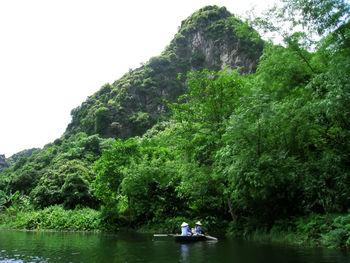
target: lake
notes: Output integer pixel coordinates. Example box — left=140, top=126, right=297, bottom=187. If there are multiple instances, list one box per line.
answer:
left=0, top=230, right=349, bottom=262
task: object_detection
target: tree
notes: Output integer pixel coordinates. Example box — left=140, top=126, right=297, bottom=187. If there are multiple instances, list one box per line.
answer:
left=281, top=0, right=350, bottom=37
left=61, top=173, right=96, bottom=209
left=215, top=23, right=350, bottom=225
left=93, top=138, right=139, bottom=213
left=170, top=69, right=245, bottom=165
left=120, top=143, right=182, bottom=224
left=169, top=69, right=247, bottom=221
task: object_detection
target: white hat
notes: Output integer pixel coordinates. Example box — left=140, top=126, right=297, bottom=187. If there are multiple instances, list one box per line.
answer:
left=195, top=221, right=202, bottom=225
left=181, top=222, right=188, bottom=227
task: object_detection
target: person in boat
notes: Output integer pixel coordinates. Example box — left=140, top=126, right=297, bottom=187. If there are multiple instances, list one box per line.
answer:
left=181, top=222, right=192, bottom=236
left=194, top=221, right=205, bottom=235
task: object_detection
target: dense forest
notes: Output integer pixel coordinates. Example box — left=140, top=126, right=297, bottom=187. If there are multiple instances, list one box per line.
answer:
left=1, top=1, right=350, bottom=249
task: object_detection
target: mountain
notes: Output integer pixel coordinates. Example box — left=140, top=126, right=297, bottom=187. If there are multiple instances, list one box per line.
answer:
left=0, top=5, right=264, bottom=209
left=65, top=6, right=263, bottom=140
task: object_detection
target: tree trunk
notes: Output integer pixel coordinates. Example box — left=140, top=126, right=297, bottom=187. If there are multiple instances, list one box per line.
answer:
left=226, top=191, right=236, bottom=222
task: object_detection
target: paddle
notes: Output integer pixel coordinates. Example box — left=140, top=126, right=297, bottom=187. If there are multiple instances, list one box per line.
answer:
left=204, top=235, right=218, bottom=241
left=154, top=233, right=218, bottom=241
left=153, top=234, right=176, bottom=237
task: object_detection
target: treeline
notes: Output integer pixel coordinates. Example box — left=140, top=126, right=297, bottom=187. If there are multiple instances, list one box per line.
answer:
left=1, top=1, right=350, bottom=249
left=93, top=33, right=350, bottom=229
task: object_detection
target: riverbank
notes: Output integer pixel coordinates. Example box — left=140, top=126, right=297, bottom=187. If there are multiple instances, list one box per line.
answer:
left=0, top=205, right=102, bottom=232
left=227, top=213, right=350, bottom=250
left=1, top=206, right=349, bottom=250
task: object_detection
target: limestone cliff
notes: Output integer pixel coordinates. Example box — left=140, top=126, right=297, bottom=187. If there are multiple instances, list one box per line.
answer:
left=65, top=6, right=264, bottom=139
left=170, top=6, right=262, bottom=73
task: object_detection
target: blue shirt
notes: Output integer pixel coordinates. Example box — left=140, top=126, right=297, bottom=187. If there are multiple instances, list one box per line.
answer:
left=181, top=226, right=191, bottom=236
left=194, top=225, right=204, bottom=234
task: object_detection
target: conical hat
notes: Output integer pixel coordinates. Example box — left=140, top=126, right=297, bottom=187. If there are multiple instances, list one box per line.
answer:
left=195, top=221, right=202, bottom=225
left=181, top=222, right=188, bottom=227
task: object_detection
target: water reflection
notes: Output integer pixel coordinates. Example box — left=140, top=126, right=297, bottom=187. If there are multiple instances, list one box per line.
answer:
left=180, top=244, right=189, bottom=262
left=0, top=230, right=349, bottom=263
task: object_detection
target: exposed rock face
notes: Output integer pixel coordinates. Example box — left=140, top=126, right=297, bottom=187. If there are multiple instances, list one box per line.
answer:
left=0, top=154, right=8, bottom=172
left=66, top=6, right=264, bottom=139
left=174, top=6, right=263, bottom=74
left=184, top=30, right=260, bottom=73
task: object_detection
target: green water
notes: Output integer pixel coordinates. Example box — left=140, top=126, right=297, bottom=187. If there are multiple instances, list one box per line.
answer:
left=0, top=230, right=349, bottom=262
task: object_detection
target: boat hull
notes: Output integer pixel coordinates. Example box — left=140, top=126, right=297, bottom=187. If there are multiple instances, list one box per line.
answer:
left=174, top=235, right=207, bottom=242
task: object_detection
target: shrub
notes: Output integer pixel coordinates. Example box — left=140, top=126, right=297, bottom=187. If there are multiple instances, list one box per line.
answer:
left=3, top=205, right=102, bottom=231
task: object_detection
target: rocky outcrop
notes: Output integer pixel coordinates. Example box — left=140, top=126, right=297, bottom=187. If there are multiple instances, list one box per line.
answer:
left=65, top=6, right=264, bottom=139
left=0, top=154, right=8, bottom=172
left=172, top=6, right=263, bottom=73
left=184, top=30, right=260, bottom=73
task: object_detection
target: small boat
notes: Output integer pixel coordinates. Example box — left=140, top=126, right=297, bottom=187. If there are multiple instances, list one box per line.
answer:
left=153, top=234, right=218, bottom=242
left=174, top=234, right=218, bottom=242
left=174, top=235, right=207, bottom=242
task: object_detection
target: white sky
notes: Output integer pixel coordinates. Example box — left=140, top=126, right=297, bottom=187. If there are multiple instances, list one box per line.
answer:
left=0, top=0, right=278, bottom=157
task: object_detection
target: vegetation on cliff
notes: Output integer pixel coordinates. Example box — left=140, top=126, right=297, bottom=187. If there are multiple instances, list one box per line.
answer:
left=65, top=6, right=263, bottom=139
left=0, top=155, right=7, bottom=172
left=1, top=2, right=350, bottom=249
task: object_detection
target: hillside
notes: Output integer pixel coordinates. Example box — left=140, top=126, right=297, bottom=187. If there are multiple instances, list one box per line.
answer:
left=65, top=6, right=263, bottom=139
left=0, top=5, right=264, bottom=209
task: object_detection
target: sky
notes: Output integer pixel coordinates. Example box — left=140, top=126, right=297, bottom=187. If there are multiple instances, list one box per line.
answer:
left=0, top=0, right=278, bottom=157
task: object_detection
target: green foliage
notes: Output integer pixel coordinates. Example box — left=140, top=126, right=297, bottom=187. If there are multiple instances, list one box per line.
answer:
left=3, top=205, right=101, bottom=231
left=0, top=190, right=33, bottom=221
left=30, top=170, right=65, bottom=209
left=9, top=168, right=39, bottom=195
left=227, top=213, right=350, bottom=249
left=176, top=162, right=224, bottom=217
left=93, top=138, right=140, bottom=206
left=94, top=107, right=110, bottom=135
left=91, top=27, right=350, bottom=239
left=128, top=111, right=151, bottom=135
left=0, top=132, right=111, bottom=210
left=172, top=69, right=245, bottom=126
left=213, top=16, right=350, bottom=226
left=93, top=135, right=186, bottom=225
left=64, top=5, right=262, bottom=140
left=179, top=6, right=231, bottom=35
left=295, top=213, right=350, bottom=249
left=161, top=216, right=192, bottom=233
left=170, top=69, right=245, bottom=166
left=255, top=43, right=312, bottom=100
left=5, top=148, right=38, bottom=167
left=61, top=173, right=97, bottom=210
left=281, top=0, right=350, bottom=36
left=120, top=148, right=180, bottom=223
left=1, top=3, right=350, bottom=250
left=0, top=190, right=19, bottom=210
